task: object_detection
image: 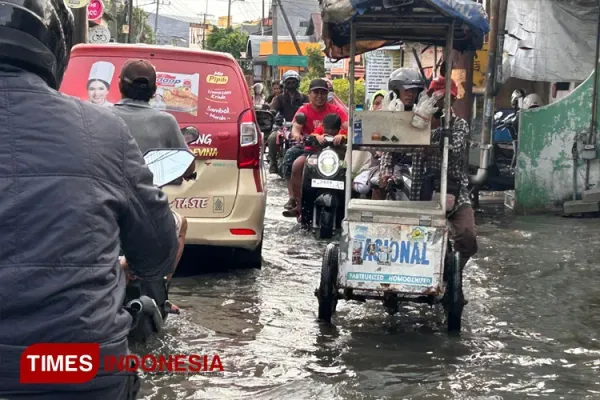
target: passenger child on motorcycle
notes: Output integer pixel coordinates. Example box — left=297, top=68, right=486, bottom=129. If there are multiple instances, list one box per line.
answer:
left=283, top=112, right=348, bottom=218
left=380, top=76, right=478, bottom=268
left=281, top=79, right=349, bottom=217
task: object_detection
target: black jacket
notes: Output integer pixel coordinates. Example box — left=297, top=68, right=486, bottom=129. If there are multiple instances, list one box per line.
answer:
left=0, top=67, right=178, bottom=397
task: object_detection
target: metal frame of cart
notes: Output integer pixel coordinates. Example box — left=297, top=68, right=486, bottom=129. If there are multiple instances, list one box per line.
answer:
left=315, top=0, right=490, bottom=332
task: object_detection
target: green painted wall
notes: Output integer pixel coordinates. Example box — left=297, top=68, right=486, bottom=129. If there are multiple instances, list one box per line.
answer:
left=515, top=69, right=600, bottom=213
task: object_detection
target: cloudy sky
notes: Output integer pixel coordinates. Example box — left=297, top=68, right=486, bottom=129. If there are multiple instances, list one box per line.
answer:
left=138, top=0, right=268, bottom=24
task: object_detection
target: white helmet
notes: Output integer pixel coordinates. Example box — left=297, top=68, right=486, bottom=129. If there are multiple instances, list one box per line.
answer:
left=282, top=70, right=300, bottom=83
left=522, top=93, right=543, bottom=110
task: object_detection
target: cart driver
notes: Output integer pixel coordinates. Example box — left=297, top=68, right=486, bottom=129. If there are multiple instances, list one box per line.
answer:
left=380, top=76, right=478, bottom=269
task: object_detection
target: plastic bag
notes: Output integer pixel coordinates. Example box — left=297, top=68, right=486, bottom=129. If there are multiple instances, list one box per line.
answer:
left=411, top=93, right=442, bottom=129
left=382, top=91, right=405, bottom=111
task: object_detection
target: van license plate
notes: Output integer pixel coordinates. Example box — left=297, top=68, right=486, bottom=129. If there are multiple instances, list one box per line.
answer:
left=312, top=179, right=344, bottom=190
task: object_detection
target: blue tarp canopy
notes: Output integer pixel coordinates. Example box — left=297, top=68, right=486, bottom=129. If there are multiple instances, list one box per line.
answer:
left=321, top=0, right=490, bottom=59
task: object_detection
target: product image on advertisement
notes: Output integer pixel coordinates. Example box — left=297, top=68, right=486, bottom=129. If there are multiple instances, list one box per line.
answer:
left=151, top=72, right=200, bottom=116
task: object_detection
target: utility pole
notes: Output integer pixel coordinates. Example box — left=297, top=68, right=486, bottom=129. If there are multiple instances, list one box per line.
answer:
left=202, top=0, right=209, bottom=48
left=272, top=0, right=279, bottom=79
left=227, top=0, right=244, bottom=28
left=109, top=0, right=118, bottom=41
left=73, top=6, right=88, bottom=45
left=480, top=0, right=500, bottom=149
left=127, top=0, right=133, bottom=43
left=154, top=0, right=160, bottom=40
left=261, top=0, right=265, bottom=35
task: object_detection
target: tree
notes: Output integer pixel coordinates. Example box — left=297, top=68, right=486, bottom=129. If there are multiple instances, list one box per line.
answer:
left=103, top=0, right=154, bottom=44
left=305, top=47, right=325, bottom=79
left=206, top=27, right=248, bottom=60
left=298, top=77, right=366, bottom=107
left=332, top=78, right=366, bottom=106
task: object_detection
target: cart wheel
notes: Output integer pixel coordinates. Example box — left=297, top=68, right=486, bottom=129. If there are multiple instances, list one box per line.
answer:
left=317, top=243, right=339, bottom=323
left=444, top=251, right=464, bottom=332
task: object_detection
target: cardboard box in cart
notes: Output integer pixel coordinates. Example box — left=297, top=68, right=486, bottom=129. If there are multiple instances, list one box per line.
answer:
left=352, top=110, right=432, bottom=146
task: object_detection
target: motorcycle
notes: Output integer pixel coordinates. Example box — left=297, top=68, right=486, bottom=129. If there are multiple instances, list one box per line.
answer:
left=297, top=114, right=347, bottom=239
left=468, top=108, right=519, bottom=195
left=123, top=129, right=199, bottom=343
left=268, top=113, right=296, bottom=177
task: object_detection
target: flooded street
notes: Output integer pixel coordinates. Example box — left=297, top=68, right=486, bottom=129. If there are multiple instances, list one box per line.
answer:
left=138, top=174, right=600, bottom=400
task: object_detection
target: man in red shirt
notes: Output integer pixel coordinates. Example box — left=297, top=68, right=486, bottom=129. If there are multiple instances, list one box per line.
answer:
left=282, top=79, right=348, bottom=217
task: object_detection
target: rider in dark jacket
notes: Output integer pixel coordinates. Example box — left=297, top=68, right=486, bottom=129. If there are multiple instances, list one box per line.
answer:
left=0, top=1, right=178, bottom=399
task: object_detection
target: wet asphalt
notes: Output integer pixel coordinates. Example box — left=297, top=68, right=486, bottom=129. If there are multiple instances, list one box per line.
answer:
left=134, top=173, right=600, bottom=400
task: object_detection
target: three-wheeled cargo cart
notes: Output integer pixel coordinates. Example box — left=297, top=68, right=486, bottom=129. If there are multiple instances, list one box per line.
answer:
left=314, top=0, right=490, bottom=332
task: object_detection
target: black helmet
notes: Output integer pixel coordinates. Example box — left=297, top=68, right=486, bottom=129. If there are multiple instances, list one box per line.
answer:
left=0, top=0, right=75, bottom=90
left=388, top=68, right=424, bottom=93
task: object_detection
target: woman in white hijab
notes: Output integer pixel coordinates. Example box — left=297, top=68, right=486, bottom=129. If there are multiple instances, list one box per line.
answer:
left=252, top=83, right=266, bottom=108
left=86, top=61, right=115, bottom=107
left=351, top=89, right=389, bottom=196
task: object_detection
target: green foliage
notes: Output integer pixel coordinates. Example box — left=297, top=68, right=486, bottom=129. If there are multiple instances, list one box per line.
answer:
left=298, top=77, right=365, bottom=107
left=305, top=47, right=325, bottom=79
left=299, top=76, right=311, bottom=94
left=332, top=78, right=365, bottom=105
left=206, top=27, right=249, bottom=59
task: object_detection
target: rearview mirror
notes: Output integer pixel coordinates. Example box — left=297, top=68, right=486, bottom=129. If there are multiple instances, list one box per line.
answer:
left=143, top=149, right=195, bottom=187
left=181, top=126, right=200, bottom=145
left=295, top=112, right=306, bottom=125
left=255, top=110, right=274, bottom=132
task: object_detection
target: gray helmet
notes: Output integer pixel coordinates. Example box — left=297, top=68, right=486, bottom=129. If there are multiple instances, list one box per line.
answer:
left=388, top=68, right=424, bottom=93
left=522, top=93, right=543, bottom=109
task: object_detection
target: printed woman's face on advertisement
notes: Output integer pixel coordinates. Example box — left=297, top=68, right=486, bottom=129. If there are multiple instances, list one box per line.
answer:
left=88, top=80, right=109, bottom=105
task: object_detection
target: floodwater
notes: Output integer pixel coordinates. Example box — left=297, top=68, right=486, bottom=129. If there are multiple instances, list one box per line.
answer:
left=136, top=175, right=600, bottom=400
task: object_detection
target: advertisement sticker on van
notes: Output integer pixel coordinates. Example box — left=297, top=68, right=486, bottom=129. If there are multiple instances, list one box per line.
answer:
left=152, top=72, right=200, bottom=116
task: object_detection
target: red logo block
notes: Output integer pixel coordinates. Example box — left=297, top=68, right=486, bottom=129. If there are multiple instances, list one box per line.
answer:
left=20, top=343, right=100, bottom=384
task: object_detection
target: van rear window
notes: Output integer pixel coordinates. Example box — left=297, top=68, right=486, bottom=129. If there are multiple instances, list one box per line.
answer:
left=60, top=56, right=245, bottom=124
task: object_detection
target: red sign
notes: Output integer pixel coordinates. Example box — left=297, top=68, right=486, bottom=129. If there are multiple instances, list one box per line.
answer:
left=87, top=0, right=104, bottom=22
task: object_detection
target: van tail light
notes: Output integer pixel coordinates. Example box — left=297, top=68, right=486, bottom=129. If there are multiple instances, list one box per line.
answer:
left=238, top=109, right=260, bottom=169
left=237, top=108, right=263, bottom=192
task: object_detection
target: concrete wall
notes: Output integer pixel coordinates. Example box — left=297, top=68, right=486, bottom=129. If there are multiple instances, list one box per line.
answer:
left=515, top=69, right=600, bottom=213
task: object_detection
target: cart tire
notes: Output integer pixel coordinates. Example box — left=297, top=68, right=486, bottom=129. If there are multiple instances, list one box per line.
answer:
left=445, top=251, right=464, bottom=332
left=318, top=209, right=334, bottom=239
left=317, top=243, right=339, bottom=323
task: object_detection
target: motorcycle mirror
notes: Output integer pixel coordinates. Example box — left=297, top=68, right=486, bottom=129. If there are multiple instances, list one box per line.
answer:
left=295, top=112, right=306, bottom=125
left=255, top=110, right=274, bottom=132
left=181, top=126, right=200, bottom=145
left=143, top=149, right=195, bottom=188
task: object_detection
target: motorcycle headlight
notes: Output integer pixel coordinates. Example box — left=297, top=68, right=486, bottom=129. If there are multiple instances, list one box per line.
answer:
left=317, top=149, right=340, bottom=178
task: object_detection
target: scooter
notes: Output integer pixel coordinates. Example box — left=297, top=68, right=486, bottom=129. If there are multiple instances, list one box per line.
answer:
left=269, top=113, right=295, bottom=177
left=469, top=108, right=519, bottom=193
left=123, top=129, right=199, bottom=343
left=297, top=113, right=347, bottom=239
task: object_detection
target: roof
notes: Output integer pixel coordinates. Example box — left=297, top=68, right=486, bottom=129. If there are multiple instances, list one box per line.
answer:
left=305, top=13, right=322, bottom=40
left=70, top=43, right=238, bottom=64
left=276, top=0, right=319, bottom=37
left=246, top=35, right=314, bottom=58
